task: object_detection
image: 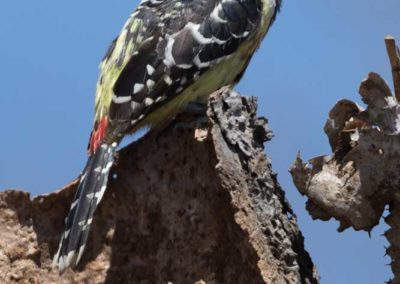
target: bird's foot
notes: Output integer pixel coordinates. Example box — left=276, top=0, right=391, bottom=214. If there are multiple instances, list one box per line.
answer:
left=173, top=102, right=208, bottom=129
left=184, top=101, right=208, bottom=115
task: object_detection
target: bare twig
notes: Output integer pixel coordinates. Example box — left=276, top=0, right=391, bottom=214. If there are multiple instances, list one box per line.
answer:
left=385, top=35, right=400, bottom=101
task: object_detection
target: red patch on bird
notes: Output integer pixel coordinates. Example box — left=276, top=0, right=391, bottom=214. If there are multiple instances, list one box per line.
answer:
left=88, top=117, right=108, bottom=155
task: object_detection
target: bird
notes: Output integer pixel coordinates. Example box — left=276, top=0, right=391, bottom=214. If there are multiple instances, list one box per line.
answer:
left=54, top=0, right=282, bottom=273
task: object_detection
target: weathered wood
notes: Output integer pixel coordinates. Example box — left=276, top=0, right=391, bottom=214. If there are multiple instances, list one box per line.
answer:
left=291, top=38, right=400, bottom=283
left=0, top=90, right=318, bottom=284
left=385, top=35, right=400, bottom=101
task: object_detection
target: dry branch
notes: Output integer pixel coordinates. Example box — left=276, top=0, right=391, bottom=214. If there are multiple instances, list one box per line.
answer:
left=291, top=37, right=400, bottom=283
left=0, top=89, right=318, bottom=284
left=385, top=35, right=400, bottom=101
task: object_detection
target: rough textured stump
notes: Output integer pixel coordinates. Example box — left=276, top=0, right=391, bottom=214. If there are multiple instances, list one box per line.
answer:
left=290, top=37, right=400, bottom=284
left=0, top=89, right=318, bottom=284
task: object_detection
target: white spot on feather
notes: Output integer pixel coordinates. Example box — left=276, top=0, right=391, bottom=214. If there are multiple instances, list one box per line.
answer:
left=156, top=96, right=167, bottom=102
left=112, top=94, right=131, bottom=104
left=186, top=23, right=211, bottom=45
left=177, top=63, right=192, bottom=69
left=70, top=199, right=79, bottom=209
left=95, top=185, right=107, bottom=205
left=80, top=172, right=87, bottom=182
left=163, top=35, right=176, bottom=67
left=186, top=22, right=226, bottom=45
left=193, top=71, right=201, bottom=80
left=102, top=161, right=113, bottom=174
left=131, top=100, right=140, bottom=110
left=164, top=75, right=173, bottom=85
left=146, top=79, right=155, bottom=89
left=64, top=229, right=70, bottom=239
left=146, top=64, right=155, bottom=75
left=232, top=31, right=250, bottom=39
left=145, top=97, right=154, bottom=106
left=65, top=250, right=77, bottom=268
left=76, top=244, right=86, bottom=265
left=133, top=83, right=144, bottom=94
left=210, top=5, right=227, bottom=23
left=180, top=77, right=187, bottom=85
left=193, top=54, right=210, bottom=68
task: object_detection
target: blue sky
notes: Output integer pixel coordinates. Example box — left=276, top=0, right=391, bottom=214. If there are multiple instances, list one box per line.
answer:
left=1, top=0, right=399, bottom=282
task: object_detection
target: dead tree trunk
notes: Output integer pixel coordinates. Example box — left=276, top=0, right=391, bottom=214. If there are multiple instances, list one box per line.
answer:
left=290, top=36, right=400, bottom=283
left=0, top=89, right=318, bottom=284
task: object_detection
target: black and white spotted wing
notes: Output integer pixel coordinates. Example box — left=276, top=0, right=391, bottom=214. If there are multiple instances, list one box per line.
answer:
left=108, top=0, right=263, bottom=129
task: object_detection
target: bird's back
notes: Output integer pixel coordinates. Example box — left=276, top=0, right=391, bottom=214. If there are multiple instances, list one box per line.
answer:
left=94, top=0, right=280, bottom=137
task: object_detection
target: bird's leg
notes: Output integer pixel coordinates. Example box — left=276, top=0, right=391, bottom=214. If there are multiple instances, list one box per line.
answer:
left=172, top=102, right=208, bottom=129
left=153, top=101, right=208, bottom=146
left=184, top=101, right=208, bottom=114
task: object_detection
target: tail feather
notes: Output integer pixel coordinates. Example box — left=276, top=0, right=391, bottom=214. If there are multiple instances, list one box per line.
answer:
left=54, top=142, right=117, bottom=273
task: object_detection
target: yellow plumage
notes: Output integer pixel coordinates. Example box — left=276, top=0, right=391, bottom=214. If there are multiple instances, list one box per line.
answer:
left=94, top=0, right=278, bottom=131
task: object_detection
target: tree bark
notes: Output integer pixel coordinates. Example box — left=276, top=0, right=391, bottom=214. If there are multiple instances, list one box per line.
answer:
left=0, top=89, right=318, bottom=284
left=290, top=37, right=400, bottom=283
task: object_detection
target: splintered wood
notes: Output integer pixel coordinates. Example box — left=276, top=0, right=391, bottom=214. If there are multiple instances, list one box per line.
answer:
left=291, top=36, right=400, bottom=283
left=385, top=35, right=400, bottom=101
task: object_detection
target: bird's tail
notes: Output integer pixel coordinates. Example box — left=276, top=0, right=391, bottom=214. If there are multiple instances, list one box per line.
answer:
left=53, top=142, right=117, bottom=273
